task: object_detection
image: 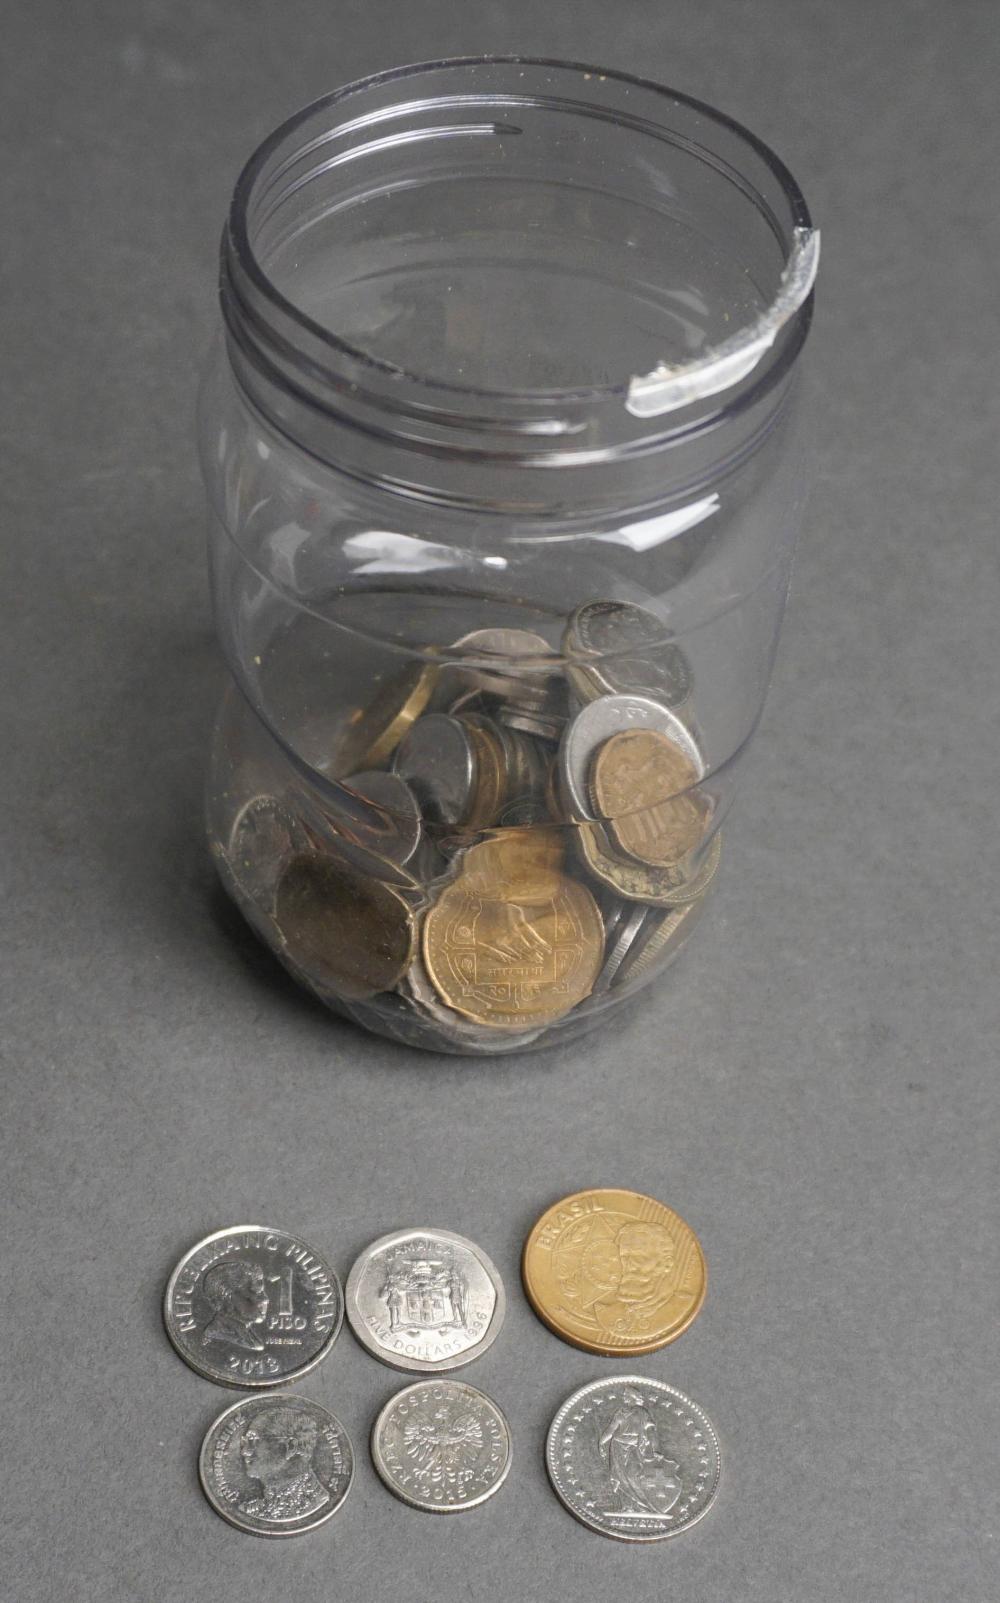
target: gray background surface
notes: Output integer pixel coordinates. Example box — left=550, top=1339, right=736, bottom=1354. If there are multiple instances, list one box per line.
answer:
left=2, top=2, right=998, bottom=1599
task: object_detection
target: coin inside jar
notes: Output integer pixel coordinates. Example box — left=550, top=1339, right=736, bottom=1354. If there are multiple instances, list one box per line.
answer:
left=392, top=714, right=479, bottom=827
left=333, top=662, right=437, bottom=776
left=422, top=830, right=603, bottom=1029
left=590, top=728, right=708, bottom=868
left=274, top=851, right=415, bottom=999
left=564, top=599, right=693, bottom=708
left=324, top=770, right=422, bottom=867
left=559, top=693, right=703, bottom=823
left=574, top=818, right=721, bottom=907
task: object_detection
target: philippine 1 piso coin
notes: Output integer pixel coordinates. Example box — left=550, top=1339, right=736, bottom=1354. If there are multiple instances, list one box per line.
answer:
left=371, top=1379, right=512, bottom=1513
left=522, top=1189, right=706, bottom=1355
left=345, top=1228, right=505, bottom=1372
left=546, top=1376, right=720, bottom=1541
left=199, top=1393, right=354, bottom=1536
left=164, top=1225, right=343, bottom=1388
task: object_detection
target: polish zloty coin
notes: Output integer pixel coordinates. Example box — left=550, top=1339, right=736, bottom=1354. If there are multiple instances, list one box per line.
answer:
left=345, top=1228, right=505, bottom=1371
left=371, top=1379, right=512, bottom=1512
left=546, top=1376, right=720, bottom=1541
left=199, top=1393, right=354, bottom=1536
left=164, top=1226, right=343, bottom=1388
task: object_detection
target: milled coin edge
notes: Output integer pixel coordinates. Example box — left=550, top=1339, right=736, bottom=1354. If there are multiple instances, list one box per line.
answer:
left=545, top=1375, right=721, bottom=1542
left=370, top=1379, right=513, bottom=1513
left=163, top=1224, right=344, bottom=1389
left=344, top=1226, right=506, bottom=1373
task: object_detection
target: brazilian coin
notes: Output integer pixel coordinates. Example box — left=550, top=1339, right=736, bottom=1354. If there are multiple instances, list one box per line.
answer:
left=274, top=851, right=415, bottom=1000
left=546, top=1377, right=720, bottom=1541
left=371, top=1380, right=512, bottom=1513
left=199, top=1393, right=354, bottom=1536
left=164, top=1225, right=343, bottom=1388
left=560, top=694, right=703, bottom=823
left=333, top=662, right=437, bottom=776
left=345, top=1227, right=506, bottom=1372
left=564, top=600, right=693, bottom=708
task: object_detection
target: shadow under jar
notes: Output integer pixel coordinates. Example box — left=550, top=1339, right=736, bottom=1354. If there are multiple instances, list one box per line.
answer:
left=200, top=57, right=818, bottom=1055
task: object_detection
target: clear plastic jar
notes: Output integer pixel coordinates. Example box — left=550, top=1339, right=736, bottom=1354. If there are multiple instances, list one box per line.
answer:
left=200, top=58, right=818, bottom=1054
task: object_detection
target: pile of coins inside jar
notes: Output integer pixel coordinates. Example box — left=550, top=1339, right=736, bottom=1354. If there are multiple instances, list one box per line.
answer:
left=164, top=1188, right=720, bottom=1541
left=215, top=601, right=722, bottom=1052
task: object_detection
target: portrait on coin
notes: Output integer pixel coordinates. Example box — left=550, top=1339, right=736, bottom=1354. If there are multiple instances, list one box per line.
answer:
left=239, top=1406, right=330, bottom=1521
left=201, top=1259, right=270, bottom=1352
left=593, top=1220, right=677, bottom=1337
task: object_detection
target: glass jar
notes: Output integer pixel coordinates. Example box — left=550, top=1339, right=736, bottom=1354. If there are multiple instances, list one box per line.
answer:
left=199, top=58, right=818, bottom=1055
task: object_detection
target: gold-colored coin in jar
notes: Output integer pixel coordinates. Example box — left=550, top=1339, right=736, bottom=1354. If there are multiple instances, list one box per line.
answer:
left=575, top=818, right=721, bottom=907
left=274, top=850, right=416, bottom=1000
left=333, top=662, right=437, bottom=777
left=422, top=831, right=603, bottom=1029
left=522, top=1187, right=706, bottom=1355
left=590, top=728, right=708, bottom=868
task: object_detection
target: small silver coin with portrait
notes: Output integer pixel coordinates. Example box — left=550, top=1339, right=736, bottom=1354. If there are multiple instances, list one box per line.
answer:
left=199, top=1393, right=354, bottom=1536
left=163, top=1225, right=343, bottom=1388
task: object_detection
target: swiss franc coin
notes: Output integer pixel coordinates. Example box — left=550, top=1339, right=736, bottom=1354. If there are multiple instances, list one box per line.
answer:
left=522, top=1188, right=706, bottom=1354
left=345, top=1228, right=505, bottom=1371
left=546, top=1376, right=720, bottom=1541
left=199, top=1393, right=354, bottom=1536
left=371, top=1379, right=512, bottom=1512
left=164, top=1225, right=343, bottom=1388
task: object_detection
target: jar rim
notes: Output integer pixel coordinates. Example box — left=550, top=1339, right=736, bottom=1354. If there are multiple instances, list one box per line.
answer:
left=225, top=55, right=815, bottom=435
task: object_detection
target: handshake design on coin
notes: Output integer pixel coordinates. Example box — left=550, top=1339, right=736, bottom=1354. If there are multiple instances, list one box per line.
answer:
left=165, top=1192, right=720, bottom=1542
left=213, top=601, right=722, bottom=1054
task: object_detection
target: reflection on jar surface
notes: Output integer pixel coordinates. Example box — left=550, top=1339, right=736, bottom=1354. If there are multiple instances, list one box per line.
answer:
left=200, top=58, right=818, bottom=1054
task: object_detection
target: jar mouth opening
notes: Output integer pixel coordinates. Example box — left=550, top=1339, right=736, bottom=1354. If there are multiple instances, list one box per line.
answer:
left=225, top=55, right=815, bottom=439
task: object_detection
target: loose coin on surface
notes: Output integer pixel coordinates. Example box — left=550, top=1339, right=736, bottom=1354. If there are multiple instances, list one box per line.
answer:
left=164, top=1226, right=343, bottom=1388
left=345, top=1228, right=505, bottom=1372
left=422, top=832, right=604, bottom=1030
left=560, top=693, right=703, bottom=823
left=522, top=1188, right=706, bottom=1354
left=333, top=662, right=437, bottom=776
left=199, top=1393, right=354, bottom=1536
left=564, top=600, right=693, bottom=708
left=546, top=1377, right=720, bottom=1541
left=591, top=728, right=708, bottom=868
left=274, top=850, right=415, bottom=1000
left=371, top=1379, right=512, bottom=1512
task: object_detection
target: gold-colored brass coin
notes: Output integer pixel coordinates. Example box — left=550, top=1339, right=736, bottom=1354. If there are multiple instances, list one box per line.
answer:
left=274, top=850, right=416, bottom=1000
left=333, top=662, right=437, bottom=776
left=457, top=714, right=509, bottom=833
left=575, top=817, right=721, bottom=907
left=522, top=1187, right=707, bottom=1354
left=422, top=832, right=603, bottom=1029
left=591, top=728, right=707, bottom=868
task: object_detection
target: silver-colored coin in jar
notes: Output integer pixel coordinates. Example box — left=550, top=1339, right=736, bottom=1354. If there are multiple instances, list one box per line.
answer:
left=226, top=795, right=310, bottom=911
left=546, top=1376, right=721, bottom=1542
left=371, top=1379, right=512, bottom=1513
left=199, top=1393, right=354, bottom=1536
left=565, top=600, right=693, bottom=708
left=560, top=693, right=704, bottom=821
left=392, top=714, right=478, bottom=827
left=164, top=1225, right=343, bottom=1389
left=446, top=626, right=556, bottom=701
left=592, top=902, right=649, bottom=993
left=327, top=770, right=422, bottom=867
left=345, top=1227, right=506, bottom=1371
left=611, top=896, right=707, bottom=992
